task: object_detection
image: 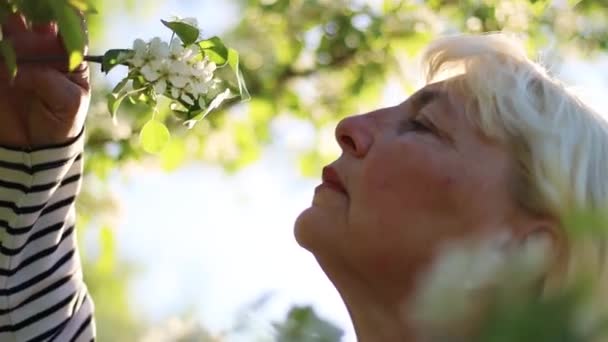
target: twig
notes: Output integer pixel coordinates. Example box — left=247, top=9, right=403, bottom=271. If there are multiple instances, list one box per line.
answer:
left=17, top=55, right=104, bottom=64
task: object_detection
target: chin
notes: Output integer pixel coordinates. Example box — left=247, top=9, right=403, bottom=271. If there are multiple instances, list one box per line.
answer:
left=293, top=205, right=344, bottom=253
left=294, top=206, right=317, bottom=250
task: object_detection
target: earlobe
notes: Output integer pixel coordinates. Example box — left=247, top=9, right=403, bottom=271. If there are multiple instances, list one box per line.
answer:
left=517, top=219, right=564, bottom=268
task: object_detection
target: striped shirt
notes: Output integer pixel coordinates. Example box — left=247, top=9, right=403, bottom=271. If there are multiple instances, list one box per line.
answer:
left=0, top=129, right=95, bottom=341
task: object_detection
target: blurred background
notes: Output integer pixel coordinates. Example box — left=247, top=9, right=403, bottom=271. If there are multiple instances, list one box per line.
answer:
left=77, top=0, right=608, bottom=340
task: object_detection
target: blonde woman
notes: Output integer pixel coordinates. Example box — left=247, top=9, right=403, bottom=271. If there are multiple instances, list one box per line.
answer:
left=295, top=33, right=608, bottom=340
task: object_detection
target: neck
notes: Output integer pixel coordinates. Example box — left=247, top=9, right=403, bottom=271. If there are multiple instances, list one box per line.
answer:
left=344, top=288, right=414, bottom=342
left=317, top=257, right=418, bottom=342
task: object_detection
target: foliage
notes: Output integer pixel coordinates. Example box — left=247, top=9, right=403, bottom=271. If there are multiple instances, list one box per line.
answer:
left=5, top=5, right=248, bottom=153
left=274, top=306, right=343, bottom=342
left=102, top=18, right=249, bottom=139
left=2, top=0, right=95, bottom=70
left=76, top=0, right=608, bottom=179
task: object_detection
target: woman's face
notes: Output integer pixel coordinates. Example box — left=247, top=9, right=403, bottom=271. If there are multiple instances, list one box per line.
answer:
left=295, top=81, right=524, bottom=293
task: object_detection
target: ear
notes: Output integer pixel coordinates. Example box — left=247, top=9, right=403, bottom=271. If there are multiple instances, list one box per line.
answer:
left=513, top=216, right=565, bottom=266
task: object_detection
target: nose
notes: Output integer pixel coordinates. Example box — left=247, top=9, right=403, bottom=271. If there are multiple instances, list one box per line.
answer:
left=335, top=114, right=374, bottom=158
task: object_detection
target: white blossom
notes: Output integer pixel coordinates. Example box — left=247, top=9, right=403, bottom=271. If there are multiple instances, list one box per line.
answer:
left=167, top=61, right=190, bottom=88
left=186, top=81, right=210, bottom=98
left=122, top=30, right=231, bottom=120
left=168, top=38, right=196, bottom=62
left=170, top=87, right=180, bottom=99
left=153, top=80, right=167, bottom=95
left=191, top=59, right=216, bottom=80
left=149, top=37, right=170, bottom=60
left=180, top=17, right=198, bottom=27
left=410, top=233, right=551, bottom=337
left=130, top=39, right=149, bottom=67
left=170, top=16, right=199, bottom=28
left=141, top=59, right=168, bottom=82
left=181, top=93, right=194, bottom=106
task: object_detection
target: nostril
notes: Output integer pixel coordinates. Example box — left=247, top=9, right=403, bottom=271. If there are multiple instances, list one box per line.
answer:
left=339, top=134, right=357, bottom=153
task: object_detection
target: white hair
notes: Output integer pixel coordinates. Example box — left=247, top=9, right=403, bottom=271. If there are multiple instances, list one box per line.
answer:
left=420, top=33, right=608, bottom=294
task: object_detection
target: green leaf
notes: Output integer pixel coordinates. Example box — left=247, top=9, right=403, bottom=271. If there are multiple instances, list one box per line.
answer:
left=562, top=209, right=608, bottom=238
left=15, top=0, right=55, bottom=23
left=102, top=49, right=131, bottom=74
left=49, top=2, right=86, bottom=71
left=140, top=119, right=171, bottom=154
left=0, top=2, right=13, bottom=23
left=227, top=48, right=251, bottom=100
left=184, top=88, right=234, bottom=128
left=106, top=92, right=130, bottom=122
left=160, top=138, right=187, bottom=171
left=111, top=78, right=130, bottom=95
left=198, top=36, right=229, bottom=65
left=275, top=306, right=343, bottom=342
left=67, top=0, right=98, bottom=13
left=97, top=225, right=116, bottom=274
left=0, top=41, right=17, bottom=80
left=68, top=50, right=83, bottom=71
left=161, top=19, right=199, bottom=45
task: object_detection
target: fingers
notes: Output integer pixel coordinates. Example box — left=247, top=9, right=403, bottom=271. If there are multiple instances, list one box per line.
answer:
left=1, top=13, right=28, bottom=36
left=2, top=12, right=64, bottom=59
left=1, top=12, right=89, bottom=75
left=11, top=31, right=64, bottom=56
left=66, top=63, right=90, bottom=91
left=9, top=32, right=68, bottom=71
left=31, top=22, right=58, bottom=35
left=12, top=65, right=89, bottom=115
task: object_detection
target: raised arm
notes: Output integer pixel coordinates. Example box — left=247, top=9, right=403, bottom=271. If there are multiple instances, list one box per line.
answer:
left=0, top=14, right=94, bottom=341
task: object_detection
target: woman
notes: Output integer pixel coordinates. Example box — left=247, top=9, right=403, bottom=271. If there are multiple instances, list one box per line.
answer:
left=295, top=34, right=608, bottom=341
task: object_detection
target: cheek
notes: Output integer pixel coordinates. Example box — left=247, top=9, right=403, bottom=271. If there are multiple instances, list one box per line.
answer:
left=356, top=139, right=457, bottom=224
left=345, top=140, right=461, bottom=273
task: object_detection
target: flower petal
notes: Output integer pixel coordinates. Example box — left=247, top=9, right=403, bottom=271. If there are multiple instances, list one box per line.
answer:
left=133, top=39, right=147, bottom=53
left=171, top=87, right=180, bottom=99
left=153, top=79, right=167, bottom=95
left=150, top=37, right=170, bottom=59
left=181, top=17, right=198, bottom=27
left=170, top=75, right=189, bottom=88
left=203, top=88, right=232, bottom=116
left=181, top=93, right=194, bottom=106
left=141, top=64, right=160, bottom=81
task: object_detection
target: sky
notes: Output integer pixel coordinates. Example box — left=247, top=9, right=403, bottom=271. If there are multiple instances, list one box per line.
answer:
left=98, top=1, right=608, bottom=341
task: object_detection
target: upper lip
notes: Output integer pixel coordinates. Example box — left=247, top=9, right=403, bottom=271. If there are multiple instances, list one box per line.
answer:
left=322, top=166, right=348, bottom=194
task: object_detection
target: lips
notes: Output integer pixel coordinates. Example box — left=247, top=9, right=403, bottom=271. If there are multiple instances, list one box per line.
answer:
left=321, top=166, right=348, bottom=195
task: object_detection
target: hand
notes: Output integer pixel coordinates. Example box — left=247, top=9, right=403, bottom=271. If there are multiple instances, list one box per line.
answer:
left=0, top=13, right=90, bottom=148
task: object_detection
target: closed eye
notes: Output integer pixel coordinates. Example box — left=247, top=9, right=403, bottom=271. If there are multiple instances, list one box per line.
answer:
left=400, top=117, right=436, bottom=134
left=410, top=118, right=432, bottom=132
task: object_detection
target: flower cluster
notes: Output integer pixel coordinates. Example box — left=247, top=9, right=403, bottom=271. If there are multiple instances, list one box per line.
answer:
left=102, top=17, right=248, bottom=153
left=409, top=233, right=551, bottom=339
left=124, top=36, right=219, bottom=109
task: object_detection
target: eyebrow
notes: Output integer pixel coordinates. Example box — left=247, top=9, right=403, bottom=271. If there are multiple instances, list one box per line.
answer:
left=410, top=89, right=456, bottom=144
left=410, top=89, right=447, bottom=113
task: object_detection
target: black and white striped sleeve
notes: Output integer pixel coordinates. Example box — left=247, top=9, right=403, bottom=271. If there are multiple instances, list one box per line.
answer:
left=0, top=130, right=95, bottom=342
